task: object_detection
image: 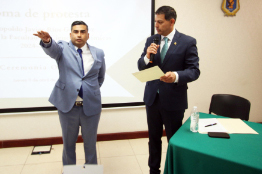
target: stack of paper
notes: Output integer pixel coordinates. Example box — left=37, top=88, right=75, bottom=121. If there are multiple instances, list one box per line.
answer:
left=198, top=118, right=258, bottom=134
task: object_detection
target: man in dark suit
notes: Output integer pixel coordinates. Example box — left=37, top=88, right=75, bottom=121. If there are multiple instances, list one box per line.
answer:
left=137, top=6, right=200, bottom=174
left=34, top=21, right=105, bottom=165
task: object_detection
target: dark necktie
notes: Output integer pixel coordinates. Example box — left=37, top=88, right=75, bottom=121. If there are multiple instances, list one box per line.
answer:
left=77, top=48, right=84, bottom=98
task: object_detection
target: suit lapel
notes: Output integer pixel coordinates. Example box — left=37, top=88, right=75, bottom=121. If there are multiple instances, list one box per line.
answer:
left=154, top=34, right=162, bottom=67
left=84, top=44, right=97, bottom=77
left=69, top=41, right=84, bottom=73
left=156, top=51, right=161, bottom=67
left=161, top=31, right=181, bottom=68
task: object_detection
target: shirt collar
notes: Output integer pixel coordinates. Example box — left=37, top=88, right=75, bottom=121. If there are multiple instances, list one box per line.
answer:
left=75, top=43, right=88, bottom=53
left=161, top=28, right=176, bottom=41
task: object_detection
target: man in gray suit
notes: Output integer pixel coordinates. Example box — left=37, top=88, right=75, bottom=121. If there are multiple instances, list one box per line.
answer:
left=34, top=21, right=106, bottom=165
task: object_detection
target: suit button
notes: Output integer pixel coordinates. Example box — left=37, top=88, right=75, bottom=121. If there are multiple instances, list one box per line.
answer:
left=77, top=89, right=80, bottom=92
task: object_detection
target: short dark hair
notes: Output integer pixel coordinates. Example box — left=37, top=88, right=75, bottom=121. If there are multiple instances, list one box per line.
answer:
left=71, top=21, right=88, bottom=31
left=155, top=6, right=177, bottom=21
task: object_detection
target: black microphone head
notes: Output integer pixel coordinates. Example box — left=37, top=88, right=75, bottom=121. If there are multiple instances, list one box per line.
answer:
left=153, top=36, right=160, bottom=44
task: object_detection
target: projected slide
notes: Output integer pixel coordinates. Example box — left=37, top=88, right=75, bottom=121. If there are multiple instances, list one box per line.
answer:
left=0, top=0, right=151, bottom=109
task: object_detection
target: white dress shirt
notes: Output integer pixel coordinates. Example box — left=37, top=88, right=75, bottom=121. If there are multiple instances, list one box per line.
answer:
left=75, top=44, right=94, bottom=76
left=76, top=44, right=94, bottom=101
left=144, top=28, right=179, bottom=83
left=42, top=39, right=94, bottom=101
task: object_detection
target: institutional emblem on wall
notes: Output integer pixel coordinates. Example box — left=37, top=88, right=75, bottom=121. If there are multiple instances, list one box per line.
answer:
left=222, top=0, right=240, bottom=16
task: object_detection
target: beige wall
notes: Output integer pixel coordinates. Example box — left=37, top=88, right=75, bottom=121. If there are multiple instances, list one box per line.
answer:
left=0, top=107, right=147, bottom=140
left=155, top=0, right=262, bottom=122
left=1, top=0, right=262, bottom=141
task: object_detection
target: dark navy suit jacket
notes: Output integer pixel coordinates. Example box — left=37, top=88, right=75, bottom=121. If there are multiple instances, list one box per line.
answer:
left=138, top=31, right=200, bottom=111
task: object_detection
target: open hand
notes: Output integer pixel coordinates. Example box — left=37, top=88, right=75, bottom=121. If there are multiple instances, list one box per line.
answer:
left=33, top=31, right=51, bottom=43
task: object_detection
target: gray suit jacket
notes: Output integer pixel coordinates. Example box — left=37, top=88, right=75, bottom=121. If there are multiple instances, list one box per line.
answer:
left=40, top=39, right=106, bottom=116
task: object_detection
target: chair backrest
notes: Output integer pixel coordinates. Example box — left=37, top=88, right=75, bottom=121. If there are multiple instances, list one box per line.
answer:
left=209, top=94, right=251, bottom=121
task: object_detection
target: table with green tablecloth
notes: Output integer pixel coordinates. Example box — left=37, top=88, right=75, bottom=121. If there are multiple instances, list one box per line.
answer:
left=164, top=112, right=262, bottom=174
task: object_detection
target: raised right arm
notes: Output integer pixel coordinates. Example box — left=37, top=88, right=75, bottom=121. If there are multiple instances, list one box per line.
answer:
left=33, top=31, right=63, bottom=61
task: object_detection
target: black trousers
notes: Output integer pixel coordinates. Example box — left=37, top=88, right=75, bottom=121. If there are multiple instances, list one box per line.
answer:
left=146, top=93, right=185, bottom=174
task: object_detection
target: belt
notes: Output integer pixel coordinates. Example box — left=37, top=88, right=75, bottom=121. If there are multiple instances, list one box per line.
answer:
left=75, top=101, right=83, bottom=106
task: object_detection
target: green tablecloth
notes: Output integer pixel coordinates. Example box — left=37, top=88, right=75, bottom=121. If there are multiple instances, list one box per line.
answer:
left=164, top=112, right=262, bottom=174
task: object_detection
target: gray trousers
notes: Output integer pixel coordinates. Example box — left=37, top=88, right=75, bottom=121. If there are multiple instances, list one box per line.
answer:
left=58, top=105, right=101, bottom=165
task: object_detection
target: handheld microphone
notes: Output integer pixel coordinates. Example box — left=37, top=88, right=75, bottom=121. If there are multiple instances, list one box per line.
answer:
left=149, top=36, right=160, bottom=63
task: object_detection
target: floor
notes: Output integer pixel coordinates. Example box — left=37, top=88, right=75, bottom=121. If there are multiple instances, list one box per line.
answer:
left=0, top=137, right=168, bottom=174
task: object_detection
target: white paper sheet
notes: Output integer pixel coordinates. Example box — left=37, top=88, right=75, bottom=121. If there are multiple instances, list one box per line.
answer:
left=132, top=66, right=164, bottom=82
left=198, top=118, right=228, bottom=134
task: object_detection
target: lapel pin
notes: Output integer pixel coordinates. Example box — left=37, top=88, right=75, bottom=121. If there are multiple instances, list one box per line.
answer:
left=174, top=42, right=177, bottom=45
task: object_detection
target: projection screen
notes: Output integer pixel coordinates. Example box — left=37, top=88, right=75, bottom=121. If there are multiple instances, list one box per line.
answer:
left=0, top=0, right=153, bottom=111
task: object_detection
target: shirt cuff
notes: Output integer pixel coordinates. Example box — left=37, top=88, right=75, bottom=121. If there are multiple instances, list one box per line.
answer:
left=173, top=72, right=179, bottom=83
left=42, top=38, right=52, bottom=47
left=144, top=56, right=149, bottom=65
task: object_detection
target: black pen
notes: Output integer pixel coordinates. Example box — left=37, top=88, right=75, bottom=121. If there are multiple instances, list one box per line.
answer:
left=205, top=123, right=217, bottom=127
